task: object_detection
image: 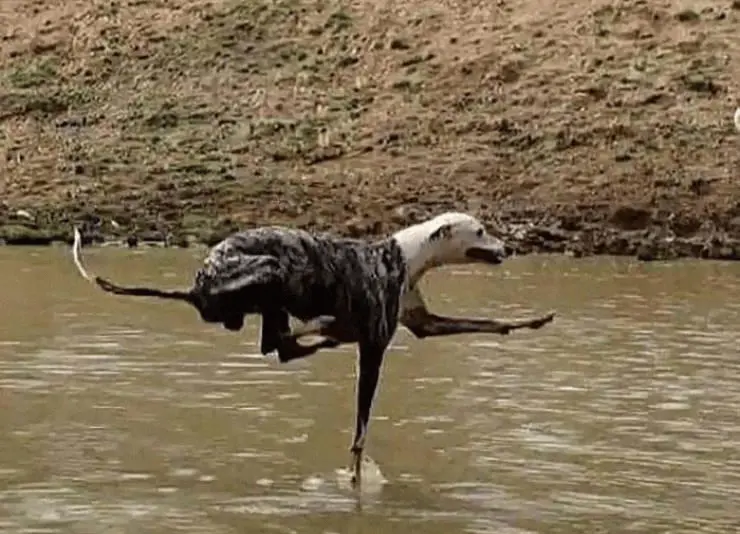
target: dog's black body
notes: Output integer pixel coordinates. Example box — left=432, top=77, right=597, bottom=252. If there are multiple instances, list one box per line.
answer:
left=193, top=228, right=407, bottom=353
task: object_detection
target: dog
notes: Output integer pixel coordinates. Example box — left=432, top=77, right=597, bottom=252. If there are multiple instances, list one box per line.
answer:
left=71, top=212, right=555, bottom=485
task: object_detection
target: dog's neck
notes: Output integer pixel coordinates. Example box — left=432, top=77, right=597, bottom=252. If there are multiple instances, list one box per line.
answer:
left=391, top=220, right=449, bottom=286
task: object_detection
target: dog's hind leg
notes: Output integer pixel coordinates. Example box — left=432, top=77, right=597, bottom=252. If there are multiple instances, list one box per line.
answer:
left=260, top=310, right=339, bottom=363
left=259, top=310, right=291, bottom=355
left=276, top=335, right=340, bottom=363
left=288, top=315, right=339, bottom=339
left=400, top=287, right=555, bottom=339
left=279, top=316, right=357, bottom=346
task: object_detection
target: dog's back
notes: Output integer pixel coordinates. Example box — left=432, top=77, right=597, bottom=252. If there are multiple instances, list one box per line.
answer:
left=197, top=226, right=408, bottom=344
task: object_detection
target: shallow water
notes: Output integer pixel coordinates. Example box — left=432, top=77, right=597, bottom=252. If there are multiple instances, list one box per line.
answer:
left=1, top=246, right=739, bottom=533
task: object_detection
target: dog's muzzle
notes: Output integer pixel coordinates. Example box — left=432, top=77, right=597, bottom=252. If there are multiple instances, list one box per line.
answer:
left=465, top=245, right=507, bottom=264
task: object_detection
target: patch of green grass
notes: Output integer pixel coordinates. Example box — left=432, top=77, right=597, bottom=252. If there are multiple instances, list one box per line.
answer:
left=8, top=59, right=60, bottom=89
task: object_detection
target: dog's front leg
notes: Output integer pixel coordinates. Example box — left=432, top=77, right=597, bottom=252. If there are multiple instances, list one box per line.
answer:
left=400, top=287, right=555, bottom=339
left=403, top=311, right=555, bottom=338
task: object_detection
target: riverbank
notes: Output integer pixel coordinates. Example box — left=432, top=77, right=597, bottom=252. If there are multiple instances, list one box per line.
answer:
left=2, top=204, right=738, bottom=262
left=1, top=0, right=738, bottom=261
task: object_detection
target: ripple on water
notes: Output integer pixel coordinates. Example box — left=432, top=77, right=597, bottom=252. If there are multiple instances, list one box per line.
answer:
left=439, top=264, right=740, bottom=531
left=0, top=483, right=224, bottom=533
left=2, top=254, right=739, bottom=534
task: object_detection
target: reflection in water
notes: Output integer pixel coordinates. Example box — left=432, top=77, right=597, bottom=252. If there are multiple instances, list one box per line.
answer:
left=0, top=247, right=738, bottom=533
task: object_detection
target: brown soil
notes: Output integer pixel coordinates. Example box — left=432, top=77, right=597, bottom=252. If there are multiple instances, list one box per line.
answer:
left=1, top=0, right=739, bottom=260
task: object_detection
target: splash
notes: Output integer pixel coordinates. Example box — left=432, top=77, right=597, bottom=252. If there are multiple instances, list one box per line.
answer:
left=334, top=456, right=388, bottom=494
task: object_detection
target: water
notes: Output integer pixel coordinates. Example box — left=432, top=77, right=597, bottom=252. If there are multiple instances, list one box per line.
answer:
left=0, top=246, right=739, bottom=533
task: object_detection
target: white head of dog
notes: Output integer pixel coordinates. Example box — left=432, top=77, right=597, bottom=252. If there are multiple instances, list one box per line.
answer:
left=392, top=212, right=508, bottom=284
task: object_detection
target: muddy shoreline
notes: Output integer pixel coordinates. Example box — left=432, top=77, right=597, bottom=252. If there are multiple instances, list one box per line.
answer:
left=3, top=208, right=738, bottom=263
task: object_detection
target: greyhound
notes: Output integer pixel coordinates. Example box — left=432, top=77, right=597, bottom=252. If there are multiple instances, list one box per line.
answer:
left=71, top=212, right=555, bottom=486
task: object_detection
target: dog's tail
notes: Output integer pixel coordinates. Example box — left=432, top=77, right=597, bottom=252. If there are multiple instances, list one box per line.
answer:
left=72, top=227, right=194, bottom=303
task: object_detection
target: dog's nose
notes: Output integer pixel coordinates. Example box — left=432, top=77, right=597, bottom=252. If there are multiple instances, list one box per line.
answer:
left=503, top=244, right=515, bottom=258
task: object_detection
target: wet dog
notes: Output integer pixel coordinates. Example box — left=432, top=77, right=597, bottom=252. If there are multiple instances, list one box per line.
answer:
left=71, top=212, right=555, bottom=485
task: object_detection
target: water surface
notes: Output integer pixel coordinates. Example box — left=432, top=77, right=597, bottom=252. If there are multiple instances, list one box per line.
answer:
left=1, top=247, right=739, bottom=533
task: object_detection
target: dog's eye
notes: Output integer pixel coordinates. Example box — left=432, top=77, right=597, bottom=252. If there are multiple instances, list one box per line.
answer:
left=476, top=228, right=484, bottom=237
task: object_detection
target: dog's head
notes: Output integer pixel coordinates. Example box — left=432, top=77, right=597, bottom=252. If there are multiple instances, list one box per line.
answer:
left=394, top=212, right=508, bottom=278
left=424, top=212, right=507, bottom=265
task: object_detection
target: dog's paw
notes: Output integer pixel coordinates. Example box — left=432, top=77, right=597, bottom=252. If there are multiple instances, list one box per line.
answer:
left=531, top=312, right=556, bottom=329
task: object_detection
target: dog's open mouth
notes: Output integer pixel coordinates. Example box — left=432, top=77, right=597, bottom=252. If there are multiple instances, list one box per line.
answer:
left=465, top=246, right=504, bottom=264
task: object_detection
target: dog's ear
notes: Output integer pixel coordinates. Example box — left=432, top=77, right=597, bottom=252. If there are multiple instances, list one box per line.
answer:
left=429, top=224, right=453, bottom=242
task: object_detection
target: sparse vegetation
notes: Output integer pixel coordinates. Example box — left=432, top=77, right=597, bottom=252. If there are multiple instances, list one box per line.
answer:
left=0, top=0, right=738, bottom=249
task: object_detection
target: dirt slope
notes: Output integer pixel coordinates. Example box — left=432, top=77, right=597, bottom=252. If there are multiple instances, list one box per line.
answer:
left=1, top=0, right=739, bottom=258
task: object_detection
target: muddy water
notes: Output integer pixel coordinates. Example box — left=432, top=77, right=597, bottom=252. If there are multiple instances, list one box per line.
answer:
left=0, top=247, right=739, bottom=534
